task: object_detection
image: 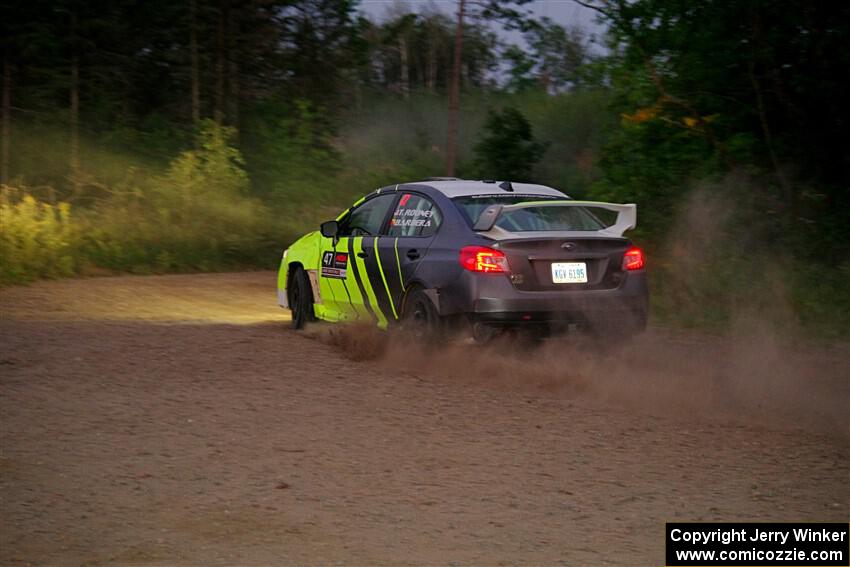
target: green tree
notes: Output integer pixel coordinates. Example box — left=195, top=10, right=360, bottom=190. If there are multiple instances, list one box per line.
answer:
left=445, top=0, right=538, bottom=175
left=242, top=98, right=339, bottom=200
left=473, top=106, right=547, bottom=181
left=360, top=10, right=498, bottom=95
left=278, top=0, right=363, bottom=106
left=526, top=17, right=589, bottom=92
left=161, top=118, right=248, bottom=198
left=503, top=45, right=536, bottom=93
left=581, top=0, right=850, bottom=253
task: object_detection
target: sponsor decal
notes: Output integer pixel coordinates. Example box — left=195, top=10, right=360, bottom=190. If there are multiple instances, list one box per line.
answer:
left=321, top=250, right=348, bottom=279
left=390, top=199, right=435, bottom=228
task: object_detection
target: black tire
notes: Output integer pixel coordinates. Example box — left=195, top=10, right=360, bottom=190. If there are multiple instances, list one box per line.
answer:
left=401, top=288, right=442, bottom=343
left=289, top=267, right=313, bottom=330
left=471, top=322, right=502, bottom=344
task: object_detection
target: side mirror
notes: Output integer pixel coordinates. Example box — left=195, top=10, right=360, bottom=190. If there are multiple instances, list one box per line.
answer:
left=320, top=220, right=339, bottom=239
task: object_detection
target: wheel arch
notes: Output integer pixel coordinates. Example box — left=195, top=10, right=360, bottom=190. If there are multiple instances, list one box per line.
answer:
left=400, top=281, right=440, bottom=317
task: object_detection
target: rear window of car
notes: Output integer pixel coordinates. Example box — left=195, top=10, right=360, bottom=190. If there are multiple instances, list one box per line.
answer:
left=453, top=195, right=605, bottom=232
left=453, top=195, right=565, bottom=225
left=496, top=205, right=605, bottom=232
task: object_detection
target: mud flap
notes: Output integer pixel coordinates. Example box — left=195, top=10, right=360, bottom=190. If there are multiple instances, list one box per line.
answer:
left=423, top=288, right=440, bottom=314
left=307, top=269, right=322, bottom=304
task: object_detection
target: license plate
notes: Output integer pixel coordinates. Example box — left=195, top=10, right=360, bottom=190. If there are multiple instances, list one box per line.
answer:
left=551, top=262, right=587, bottom=284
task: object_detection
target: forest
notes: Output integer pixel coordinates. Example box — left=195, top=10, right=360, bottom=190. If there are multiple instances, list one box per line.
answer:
left=1, top=0, right=848, bottom=334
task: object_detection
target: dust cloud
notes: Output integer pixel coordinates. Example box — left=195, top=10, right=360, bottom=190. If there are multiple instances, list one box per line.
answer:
left=313, top=322, right=847, bottom=436
left=311, top=179, right=849, bottom=437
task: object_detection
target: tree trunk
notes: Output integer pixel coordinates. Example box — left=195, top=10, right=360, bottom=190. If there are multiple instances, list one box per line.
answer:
left=749, top=14, right=792, bottom=211
left=69, top=12, right=80, bottom=188
left=445, top=0, right=465, bottom=177
left=399, top=35, right=409, bottom=100
left=190, top=0, right=200, bottom=125
left=540, top=67, right=550, bottom=94
left=353, top=79, right=362, bottom=112
left=214, top=0, right=226, bottom=124
left=427, top=39, right=436, bottom=92
left=749, top=59, right=791, bottom=210
left=1, top=56, right=11, bottom=186
left=227, top=8, right=239, bottom=129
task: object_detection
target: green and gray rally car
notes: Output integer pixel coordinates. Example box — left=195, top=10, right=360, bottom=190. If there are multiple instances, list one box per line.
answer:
left=278, top=179, right=648, bottom=341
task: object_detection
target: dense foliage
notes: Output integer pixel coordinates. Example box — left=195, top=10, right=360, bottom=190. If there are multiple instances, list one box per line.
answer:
left=587, top=0, right=850, bottom=253
left=473, top=106, right=548, bottom=180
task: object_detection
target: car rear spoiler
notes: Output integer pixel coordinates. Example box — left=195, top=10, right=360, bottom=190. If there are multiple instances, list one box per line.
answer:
left=473, top=201, right=637, bottom=238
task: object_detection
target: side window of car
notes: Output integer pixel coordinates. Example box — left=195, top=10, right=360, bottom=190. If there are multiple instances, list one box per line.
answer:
left=388, top=194, right=442, bottom=237
left=338, top=194, right=396, bottom=237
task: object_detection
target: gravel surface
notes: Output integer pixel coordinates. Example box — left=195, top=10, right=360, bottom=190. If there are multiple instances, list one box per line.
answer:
left=1, top=272, right=847, bottom=566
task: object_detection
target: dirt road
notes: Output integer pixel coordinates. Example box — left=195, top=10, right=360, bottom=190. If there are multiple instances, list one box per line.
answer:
left=1, top=272, right=847, bottom=566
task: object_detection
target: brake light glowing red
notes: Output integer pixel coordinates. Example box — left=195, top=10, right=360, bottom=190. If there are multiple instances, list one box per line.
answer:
left=622, top=246, right=645, bottom=271
left=459, top=246, right=510, bottom=273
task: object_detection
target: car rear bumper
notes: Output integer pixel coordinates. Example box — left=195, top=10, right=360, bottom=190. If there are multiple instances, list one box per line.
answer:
left=439, top=270, right=648, bottom=325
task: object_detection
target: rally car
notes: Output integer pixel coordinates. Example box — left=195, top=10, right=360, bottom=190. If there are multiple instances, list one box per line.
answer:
left=277, top=179, right=648, bottom=341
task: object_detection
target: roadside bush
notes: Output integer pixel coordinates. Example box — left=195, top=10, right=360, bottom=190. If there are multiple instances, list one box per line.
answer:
left=82, top=121, right=282, bottom=272
left=1, top=122, right=288, bottom=284
left=0, top=189, right=79, bottom=285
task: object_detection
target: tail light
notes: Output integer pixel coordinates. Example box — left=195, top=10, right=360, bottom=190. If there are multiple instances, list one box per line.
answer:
left=459, top=246, right=510, bottom=273
left=622, top=246, right=645, bottom=271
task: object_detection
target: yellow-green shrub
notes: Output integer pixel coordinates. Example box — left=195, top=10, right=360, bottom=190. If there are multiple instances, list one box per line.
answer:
left=0, top=189, right=79, bottom=284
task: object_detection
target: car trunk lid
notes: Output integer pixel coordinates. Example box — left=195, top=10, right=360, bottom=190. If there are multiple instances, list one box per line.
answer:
left=493, top=237, right=630, bottom=291
left=473, top=200, right=639, bottom=292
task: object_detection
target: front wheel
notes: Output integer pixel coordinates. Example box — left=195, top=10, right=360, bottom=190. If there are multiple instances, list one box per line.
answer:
left=289, top=267, right=313, bottom=330
left=401, top=288, right=442, bottom=343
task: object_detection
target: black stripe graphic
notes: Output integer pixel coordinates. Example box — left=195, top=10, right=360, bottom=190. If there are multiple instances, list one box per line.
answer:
left=334, top=245, right=355, bottom=316
left=378, top=244, right=404, bottom=316
left=347, top=237, right=377, bottom=323
left=363, top=239, right=395, bottom=321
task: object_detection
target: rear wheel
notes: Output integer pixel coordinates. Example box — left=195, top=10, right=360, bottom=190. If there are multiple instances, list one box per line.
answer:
left=472, top=322, right=501, bottom=344
left=289, top=267, right=313, bottom=330
left=402, top=288, right=442, bottom=343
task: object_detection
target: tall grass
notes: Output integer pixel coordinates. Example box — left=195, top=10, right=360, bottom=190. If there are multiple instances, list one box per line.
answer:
left=1, top=121, right=289, bottom=285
